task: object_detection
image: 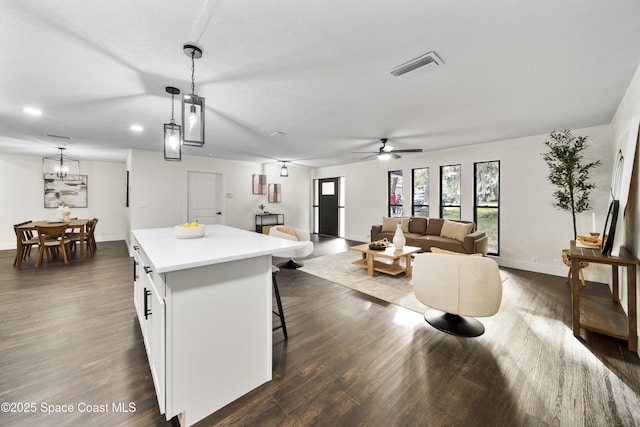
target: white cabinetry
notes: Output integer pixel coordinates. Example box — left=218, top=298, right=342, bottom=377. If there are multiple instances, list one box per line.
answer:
left=131, top=225, right=304, bottom=426
left=132, top=239, right=166, bottom=414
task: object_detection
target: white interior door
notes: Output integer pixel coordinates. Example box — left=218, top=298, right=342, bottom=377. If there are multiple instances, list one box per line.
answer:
left=188, top=171, right=223, bottom=224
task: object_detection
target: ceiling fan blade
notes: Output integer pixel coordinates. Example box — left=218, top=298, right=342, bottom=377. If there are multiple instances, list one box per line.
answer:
left=393, top=148, right=423, bottom=153
left=391, top=153, right=402, bottom=159
left=351, top=151, right=378, bottom=154
left=360, top=153, right=378, bottom=160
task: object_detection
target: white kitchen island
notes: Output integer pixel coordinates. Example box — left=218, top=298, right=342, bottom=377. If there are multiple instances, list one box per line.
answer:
left=131, top=224, right=305, bottom=426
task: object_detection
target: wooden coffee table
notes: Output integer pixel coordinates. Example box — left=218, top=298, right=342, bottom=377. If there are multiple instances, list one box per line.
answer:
left=350, top=244, right=421, bottom=278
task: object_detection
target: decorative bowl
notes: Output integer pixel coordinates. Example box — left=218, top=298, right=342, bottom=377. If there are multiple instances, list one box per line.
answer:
left=369, top=243, right=387, bottom=250
left=174, top=224, right=206, bottom=239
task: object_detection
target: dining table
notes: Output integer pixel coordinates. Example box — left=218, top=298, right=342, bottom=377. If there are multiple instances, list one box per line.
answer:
left=16, top=218, right=91, bottom=268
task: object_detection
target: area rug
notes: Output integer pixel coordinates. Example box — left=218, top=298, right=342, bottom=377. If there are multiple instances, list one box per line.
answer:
left=299, top=251, right=429, bottom=314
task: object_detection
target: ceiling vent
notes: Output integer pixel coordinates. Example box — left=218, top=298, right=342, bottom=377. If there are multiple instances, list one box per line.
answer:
left=390, top=51, right=444, bottom=81
left=46, top=134, right=72, bottom=141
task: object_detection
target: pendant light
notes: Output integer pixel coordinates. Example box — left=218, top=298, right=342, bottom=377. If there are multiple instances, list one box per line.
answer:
left=164, top=86, right=181, bottom=161
left=182, top=43, right=205, bottom=147
left=42, top=147, right=80, bottom=180
left=280, top=161, right=289, bottom=177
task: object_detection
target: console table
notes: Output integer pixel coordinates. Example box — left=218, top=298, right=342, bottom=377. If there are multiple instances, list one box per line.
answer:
left=255, top=213, right=284, bottom=234
left=570, top=241, right=638, bottom=352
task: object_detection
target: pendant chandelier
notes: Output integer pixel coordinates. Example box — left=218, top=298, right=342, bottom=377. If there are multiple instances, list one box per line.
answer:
left=280, top=161, right=289, bottom=177
left=164, top=86, right=181, bottom=161
left=42, top=147, right=79, bottom=180
left=182, top=43, right=205, bottom=147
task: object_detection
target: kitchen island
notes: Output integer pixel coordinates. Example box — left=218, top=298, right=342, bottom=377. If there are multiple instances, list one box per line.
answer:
left=131, top=225, right=305, bottom=426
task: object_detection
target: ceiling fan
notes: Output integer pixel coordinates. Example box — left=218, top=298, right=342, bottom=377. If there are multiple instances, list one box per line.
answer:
left=353, top=138, right=423, bottom=160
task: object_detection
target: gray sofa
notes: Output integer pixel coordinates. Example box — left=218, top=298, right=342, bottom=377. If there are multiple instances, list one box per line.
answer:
left=370, top=217, right=488, bottom=255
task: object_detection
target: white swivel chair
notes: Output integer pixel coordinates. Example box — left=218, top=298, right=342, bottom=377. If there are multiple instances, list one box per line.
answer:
left=411, top=253, right=503, bottom=337
left=269, top=226, right=314, bottom=269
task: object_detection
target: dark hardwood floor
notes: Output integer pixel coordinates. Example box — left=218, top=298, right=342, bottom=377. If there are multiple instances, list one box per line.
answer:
left=1, top=236, right=639, bottom=426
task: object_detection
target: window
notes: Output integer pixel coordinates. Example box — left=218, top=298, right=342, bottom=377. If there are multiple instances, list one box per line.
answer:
left=474, top=161, right=500, bottom=255
left=388, top=170, right=403, bottom=217
left=440, top=164, right=461, bottom=219
left=412, top=167, right=429, bottom=217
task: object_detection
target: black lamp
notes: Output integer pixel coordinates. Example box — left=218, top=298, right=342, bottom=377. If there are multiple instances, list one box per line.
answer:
left=182, top=44, right=205, bottom=147
left=164, top=86, right=181, bottom=161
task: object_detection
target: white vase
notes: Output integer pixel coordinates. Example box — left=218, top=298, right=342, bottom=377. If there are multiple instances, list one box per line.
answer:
left=392, top=223, right=406, bottom=250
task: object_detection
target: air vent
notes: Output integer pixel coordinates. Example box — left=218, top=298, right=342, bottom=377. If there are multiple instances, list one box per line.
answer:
left=46, top=134, right=72, bottom=140
left=390, top=51, right=444, bottom=81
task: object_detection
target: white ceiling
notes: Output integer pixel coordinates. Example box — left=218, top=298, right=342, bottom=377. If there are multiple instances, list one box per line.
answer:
left=1, top=1, right=640, bottom=168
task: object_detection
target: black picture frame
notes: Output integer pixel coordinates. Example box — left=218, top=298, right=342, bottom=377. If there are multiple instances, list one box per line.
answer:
left=600, top=200, right=619, bottom=255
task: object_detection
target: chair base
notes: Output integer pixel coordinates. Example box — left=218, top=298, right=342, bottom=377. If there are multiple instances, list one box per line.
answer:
left=424, top=310, right=485, bottom=337
left=279, top=259, right=304, bottom=269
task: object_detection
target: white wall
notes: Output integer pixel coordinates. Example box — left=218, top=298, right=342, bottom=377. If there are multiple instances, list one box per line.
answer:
left=127, top=150, right=311, bottom=244
left=611, top=62, right=640, bottom=342
left=0, top=154, right=127, bottom=249
left=313, top=124, right=613, bottom=282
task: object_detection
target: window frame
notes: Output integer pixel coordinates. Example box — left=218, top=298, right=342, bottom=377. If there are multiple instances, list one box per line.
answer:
left=412, top=167, right=429, bottom=218
left=388, top=170, right=403, bottom=217
left=439, top=164, right=461, bottom=219
left=473, top=160, right=500, bottom=256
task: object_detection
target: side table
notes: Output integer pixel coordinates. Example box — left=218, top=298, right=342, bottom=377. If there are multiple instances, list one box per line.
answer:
left=570, top=241, right=638, bottom=352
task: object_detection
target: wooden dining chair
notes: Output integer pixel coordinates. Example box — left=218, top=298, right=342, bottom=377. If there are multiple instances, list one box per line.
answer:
left=69, top=218, right=98, bottom=257
left=13, top=221, right=38, bottom=268
left=35, top=224, right=73, bottom=267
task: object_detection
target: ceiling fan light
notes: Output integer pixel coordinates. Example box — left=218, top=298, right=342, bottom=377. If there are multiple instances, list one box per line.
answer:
left=378, top=153, right=391, bottom=161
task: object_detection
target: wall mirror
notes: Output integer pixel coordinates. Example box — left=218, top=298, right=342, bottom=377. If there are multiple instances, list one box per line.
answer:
left=600, top=199, right=619, bottom=255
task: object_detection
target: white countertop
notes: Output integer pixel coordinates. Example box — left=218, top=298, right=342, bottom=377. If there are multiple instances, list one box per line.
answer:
left=132, top=224, right=306, bottom=273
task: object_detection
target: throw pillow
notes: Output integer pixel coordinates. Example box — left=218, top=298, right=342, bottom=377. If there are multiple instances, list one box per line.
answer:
left=381, top=217, right=400, bottom=232
left=400, top=217, right=411, bottom=233
left=276, top=226, right=296, bottom=237
left=431, top=247, right=482, bottom=257
left=293, top=228, right=310, bottom=241
left=440, top=220, right=474, bottom=242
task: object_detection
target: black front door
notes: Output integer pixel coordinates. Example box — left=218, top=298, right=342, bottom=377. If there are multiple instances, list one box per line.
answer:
left=318, top=177, right=339, bottom=236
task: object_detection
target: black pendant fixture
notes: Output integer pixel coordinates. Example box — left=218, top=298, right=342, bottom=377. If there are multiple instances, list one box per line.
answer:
left=164, top=86, right=182, bottom=161
left=181, top=43, right=205, bottom=147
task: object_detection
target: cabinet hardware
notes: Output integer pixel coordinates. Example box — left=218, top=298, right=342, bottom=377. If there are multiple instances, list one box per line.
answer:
left=133, top=260, right=138, bottom=280
left=144, top=266, right=153, bottom=274
left=133, top=245, right=139, bottom=251
left=144, top=288, right=152, bottom=319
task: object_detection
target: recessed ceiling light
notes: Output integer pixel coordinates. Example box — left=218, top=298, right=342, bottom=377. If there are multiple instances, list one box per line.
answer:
left=23, top=107, right=43, bottom=116
left=130, top=125, right=144, bottom=132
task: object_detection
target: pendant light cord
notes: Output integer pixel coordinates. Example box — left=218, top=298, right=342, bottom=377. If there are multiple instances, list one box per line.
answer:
left=170, top=92, right=175, bottom=124
left=191, top=50, right=196, bottom=95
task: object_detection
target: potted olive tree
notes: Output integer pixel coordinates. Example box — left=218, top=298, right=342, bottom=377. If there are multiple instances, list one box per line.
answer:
left=542, top=129, right=601, bottom=240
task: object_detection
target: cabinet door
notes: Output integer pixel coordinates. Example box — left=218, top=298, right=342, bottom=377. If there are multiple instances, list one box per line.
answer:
left=147, top=272, right=166, bottom=415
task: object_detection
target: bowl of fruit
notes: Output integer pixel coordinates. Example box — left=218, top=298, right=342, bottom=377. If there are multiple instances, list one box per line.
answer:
left=368, top=240, right=388, bottom=250
left=174, top=222, right=206, bottom=239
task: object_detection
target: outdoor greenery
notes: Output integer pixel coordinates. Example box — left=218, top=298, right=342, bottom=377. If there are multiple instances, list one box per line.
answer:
left=542, top=129, right=601, bottom=239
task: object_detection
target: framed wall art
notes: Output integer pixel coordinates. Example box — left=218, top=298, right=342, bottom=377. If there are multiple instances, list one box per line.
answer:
left=268, top=183, right=281, bottom=203
left=253, top=174, right=267, bottom=194
left=44, top=174, right=88, bottom=208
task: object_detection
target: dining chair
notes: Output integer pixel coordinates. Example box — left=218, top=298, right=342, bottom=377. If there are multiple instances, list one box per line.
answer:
left=13, top=221, right=38, bottom=268
left=69, top=218, right=98, bottom=257
left=35, top=224, right=73, bottom=267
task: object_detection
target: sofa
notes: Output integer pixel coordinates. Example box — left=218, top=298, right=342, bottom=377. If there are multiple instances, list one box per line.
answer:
left=370, top=217, right=488, bottom=255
